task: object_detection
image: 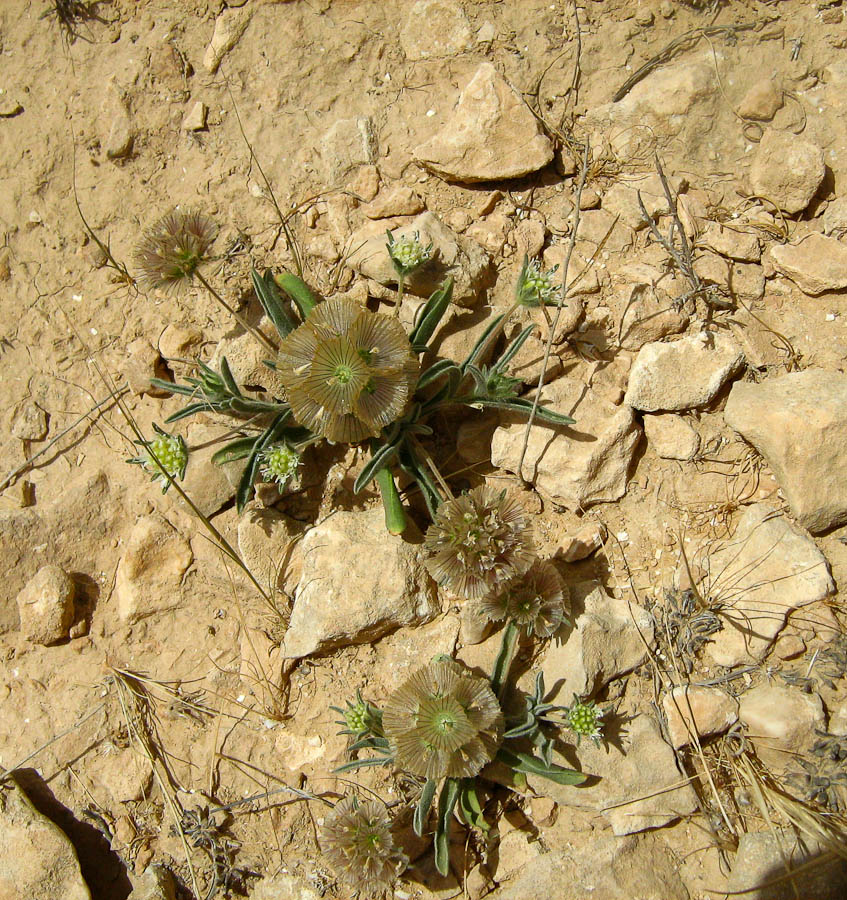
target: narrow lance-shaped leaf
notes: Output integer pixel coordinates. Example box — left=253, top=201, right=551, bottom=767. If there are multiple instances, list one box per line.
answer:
left=409, top=277, right=453, bottom=350
left=461, top=313, right=504, bottom=372
left=463, top=397, right=576, bottom=427
left=414, top=778, right=437, bottom=837
left=353, top=436, right=403, bottom=495
left=376, top=466, right=406, bottom=535
left=276, top=271, right=318, bottom=319
left=416, top=358, right=459, bottom=392
left=496, top=747, right=588, bottom=786
left=434, top=778, right=460, bottom=877
left=492, top=323, right=534, bottom=373
left=252, top=268, right=297, bottom=338
left=235, top=412, right=290, bottom=512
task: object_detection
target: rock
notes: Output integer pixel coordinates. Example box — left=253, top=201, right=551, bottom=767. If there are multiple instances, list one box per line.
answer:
left=613, top=278, right=690, bottom=351
left=249, top=874, right=323, bottom=900
left=346, top=164, right=380, bottom=202
left=768, top=233, right=847, bottom=295
left=772, top=631, right=805, bottom=659
left=115, top=514, right=192, bottom=623
left=203, top=7, right=252, bottom=73
left=750, top=130, right=825, bottom=215
left=237, top=506, right=303, bottom=597
left=414, top=63, right=554, bottom=182
left=362, top=185, right=424, bottom=219
left=542, top=583, right=653, bottom=696
left=737, top=79, right=784, bottom=120
left=576, top=207, right=634, bottom=252
left=16, top=564, right=75, bottom=645
left=173, top=424, right=240, bottom=518
left=539, top=714, right=698, bottom=835
left=728, top=262, right=765, bottom=301
left=643, top=413, right=700, bottom=460
left=182, top=101, right=207, bottom=131
left=346, top=211, right=491, bottom=308
left=487, top=833, right=689, bottom=900
left=739, top=685, right=825, bottom=769
left=321, top=116, right=378, bottom=181
left=624, top=332, right=744, bottom=412
left=125, top=339, right=168, bottom=397
left=128, top=865, right=176, bottom=900
left=727, top=830, right=847, bottom=900
left=282, top=506, right=439, bottom=658
left=724, top=370, right=847, bottom=531
left=209, top=325, right=286, bottom=398
left=0, top=777, right=91, bottom=900
left=456, top=412, right=499, bottom=465
left=662, top=685, right=738, bottom=748
left=158, top=324, right=203, bottom=365
left=10, top=400, right=47, bottom=441
left=491, top=376, right=641, bottom=509
left=601, top=174, right=684, bottom=230
left=0, top=246, right=11, bottom=280
left=700, top=222, right=761, bottom=262
left=542, top=243, right=600, bottom=295
left=561, top=522, right=607, bottom=562
left=831, top=699, right=847, bottom=736
left=0, top=88, right=23, bottom=118
left=514, top=218, right=546, bottom=258
left=88, top=748, right=154, bottom=804
left=399, top=0, right=471, bottom=59
left=821, top=197, right=847, bottom=238
left=104, top=97, right=133, bottom=160
left=466, top=212, right=512, bottom=256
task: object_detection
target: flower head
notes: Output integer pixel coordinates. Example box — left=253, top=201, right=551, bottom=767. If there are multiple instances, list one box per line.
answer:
left=565, top=695, right=605, bottom=746
left=276, top=297, right=418, bottom=443
left=479, top=559, right=569, bottom=638
left=424, top=486, right=535, bottom=599
left=321, top=795, right=407, bottom=894
left=387, top=230, right=433, bottom=277
left=259, top=442, right=301, bottom=486
left=383, top=658, right=503, bottom=780
left=127, top=424, right=188, bottom=493
left=135, top=209, right=217, bottom=293
left=333, top=691, right=380, bottom=738
left=516, top=257, right=559, bottom=308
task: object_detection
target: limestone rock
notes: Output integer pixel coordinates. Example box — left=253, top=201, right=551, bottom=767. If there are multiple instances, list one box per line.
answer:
left=768, top=233, right=847, bottom=295
left=514, top=218, right=546, bottom=258
left=125, top=339, right=167, bottom=397
left=203, top=7, right=252, bottom=73
left=0, top=778, right=91, bottom=900
left=662, top=685, right=738, bottom=748
left=282, top=506, right=439, bottom=658
left=400, top=0, right=471, bottom=59
left=103, top=97, right=133, bottom=160
left=561, top=522, right=607, bottom=563
left=739, top=685, right=825, bottom=769
left=831, top=699, right=847, bottom=736
left=750, top=130, right=825, bottom=215
left=10, top=401, right=48, bottom=441
left=704, top=504, right=834, bottom=665
left=738, top=79, right=784, bottom=121
left=539, top=714, right=698, bottom=835
left=16, top=564, right=75, bottom=645
left=237, top=506, right=303, bottom=597
left=88, top=748, right=154, bottom=805
left=182, top=101, right=206, bottom=132
left=128, top=866, right=176, bottom=900
left=414, top=63, right=553, bottom=182
left=115, top=514, right=192, bottom=624
left=724, top=370, right=847, bottom=531
left=346, top=211, right=491, bottom=308
left=362, top=185, right=424, bottom=219
left=491, top=377, right=641, bottom=509
left=643, top=413, right=700, bottom=460
left=613, top=277, right=690, bottom=351
left=321, top=116, right=377, bottom=181
left=601, top=174, right=684, bottom=230
left=209, top=325, right=286, bottom=399
left=177, top=424, right=240, bottom=518
left=700, top=222, right=761, bottom=262
left=249, top=874, right=323, bottom=900
left=821, top=197, right=847, bottom=239
left=542, top=583, right=653, bottom=696
left=624, top=332, right=744, bottom=412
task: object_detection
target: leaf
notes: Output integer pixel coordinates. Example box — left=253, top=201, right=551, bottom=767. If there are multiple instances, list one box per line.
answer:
left=347, top=735, right=391, bottom=754
left=490, top=620, right=519, bottom=700
left=164, top=402, right=214, bottom=423
left=414, top=778, right=437, bottom=837
left=235, top=412, right=289, bottom=512
left=416, top=358, right=458, bottom=391
left=376, top=466, right=406, bottom=535
left=463, top=397, right=576, bottom=426
left=435, top=778, right=460, bottom=877
left=252, top=268, right=296, bottom=338
left=458, top=780, right=488, bottom=833
left=461, top=313, right=504, bottom=371
left=333, top=757, right=393, bottom=773
left=496, top=748, right=587, bottom=786
left=276, top=271, right=318, bottom=319
left=353, top=438, right=402, bottom=494
left=409, top=277, right=453, bottom=349
left=218, top=356, right=242, bottom=397
left=492, top=323, right=534, bottom=372
left=211, top=437, right=258, bottom=465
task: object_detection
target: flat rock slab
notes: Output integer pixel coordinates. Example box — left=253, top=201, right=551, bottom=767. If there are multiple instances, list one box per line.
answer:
left=750, top=129, right=825, bottom=215
left=724, top=370, right=847, bottom=531
left=768, top=233, right=847, bottom=295
left=491, top=376, right=641, bottom=510
left=624, top=331, right=744, bottom=411
left=663, top=684, right=738, bottom=748
left=704, top=504, right=834, bottom=666
left=282, top=506, right=439, bottom=658
left=414, top=62, right=553, bottom=182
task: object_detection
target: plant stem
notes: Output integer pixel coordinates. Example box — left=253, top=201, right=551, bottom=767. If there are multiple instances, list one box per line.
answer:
left=490, top=620, right=519, bottom=701
left=196, top=271, right=279, bottom=355
left=393, top=273, right=406, bottom=317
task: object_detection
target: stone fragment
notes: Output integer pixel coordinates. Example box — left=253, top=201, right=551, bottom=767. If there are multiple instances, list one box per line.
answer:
left=576, top=207, right=634, bottom=252
left=209, top=324, right=286, bottom=398
left=728, top=830, right=847, bottom=900
left=513, top=218, right=546, bottom=258
left=125, top=338, right=168, bottom=397
left=0, top=778, right=91, bottom=900
left=321, top=116, right=377, bottom=180
left=643, top=413, right=700, bottom=460
left=831, top=699, right=847, bottom=736
left=203, top=7, right=252, bottom=73
left=237, top=507, right=302, bottom=597
left=700, top=222, right=761, bottom=262
left=182, top=101, right=207, bottom=131
left=491, top=376, right=641, bottom=509
left=346, top=211, right=491, bottom=308
left=400, top=0, right=471, bottom=59
left=346, top=164, right=380, bottom=202
left=624, top=332, right=744, bottom=412
left=104, top=97, right=133, bottom=160
left=282, top=506, right=439, bottom=658
left=704, top=504, right=834, bottom=665
left=539, top=714, right=697, bottom=835
left=466, top=212, right=511, bottom=256
left=542, top=243, right=600, bottom=295
left=88, top=749, right=154, bottom=804
left=738, top=79, right=784, bottom=121
left=362, top=185, right=424, bottom=219
left=158, top=324, right=203, bottom=364
left=739, top=685, right=825, bottom=769
left=128, top=865, right=176, bottom=900
left=414, top=63, right=553, bottom=182
left=10, top=401, right=47, bottom=441
left=249, top=874, right=323, bottom=900
left=16, top=564, right=75, bottom=645
left=115, top=514, right=192, bottom=623
left=542, top=583, right=653, bottom=696
left=724, top=370, right=847, bottom=531
left=613, top=278, right=690, bottom=351
left=822, top=197, right=847, bottom=239
left=600, top=174, right=684, bottom=230
left=768, top=233, right=847, bottom=295
left=662, top=685, right=738, bottom=748
left=0, top=88, right=23, bottom=117
left=561, top=522, right=607, bottom=562
left=750, top=130, right=825, bottom=215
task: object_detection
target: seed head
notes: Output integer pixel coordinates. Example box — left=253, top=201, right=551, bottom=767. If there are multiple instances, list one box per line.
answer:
left=424, top=486, right=535, bottom=599
left=386, top=230, right=434, bottom=277
left=383, top=658, right=503, bottom=780
left=333, top=691, right=379, bottom=737
left=259, top=442, right=301, bottom=486
left=516, top=258, right=559, bottom=308
left=321, top=795, right=407, bottom=894
left=479, top=559, right=569, bottom=638
left=136, top=209, right=217, bottom=293
left=127, top=425, right=188, bottom=493
left=276, top=297, right=418, bottom=443
left=566, top=695, right=605, bottom=746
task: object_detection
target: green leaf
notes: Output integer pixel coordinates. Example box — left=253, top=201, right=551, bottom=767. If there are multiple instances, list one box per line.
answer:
left=463, top=397, right=576, bottom=426
left=414, top=778, right=437, bottom=837
left=409, top=277, right=453, bottom=349
left=235, top=412, right=290, bottom=512
left=353, top=438, right=402, bottom=494
left=252, top=268, right=297, bottom=338
left=376, top=466, right=406, bottom=535
left=435, top=778, right=460, bottom=877
left=333, top=757, right=393, bottom=773
left=496, top=748, right=587, bottom=786
left=493, top=323, right=534, bottom=372
left=218, top=356, right=242, bottom=397
left=461, top=313, right=504, bottom=371
left=276, top=271, right=318, bottom=319
left=347, top=735, right=391, bottom=754
left=397, top=445, right=441, bottom=518
left=490, top=620, right=519, bottom=700
left=416, top=358, right=459, bottom=391
left=458, top=780, right=488, bottom=833
left=211, top=437, right=259, bottom=465
left=164, top=402, right=213, bottom=423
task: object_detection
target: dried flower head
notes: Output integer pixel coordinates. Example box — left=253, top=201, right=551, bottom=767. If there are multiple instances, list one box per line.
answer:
left=516, top=258, right=559, bottom=308
left=386, top=230, right=433, bottom=277
left=566, top=695, right=605, bottom=746
left=424, top=486, right=535, bottom=599
left=479, top=559, right=569, bottom=638
left=259, top=442, right=301, bottom=486
left=127, top=424, right=188, bottom=493
left=321, top=795, right=407, bottom=894
left=276, top=297, right=418, bottom=443
left=383, top=658, right=503, bottom=780
left=136, top=209, right=217, bottom=292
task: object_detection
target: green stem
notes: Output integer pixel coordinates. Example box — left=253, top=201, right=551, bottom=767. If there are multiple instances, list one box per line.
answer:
left=490, top=620, right=519, bottom=701
left=196, top=271, right=279, bottom=355
left=393, top=273, right=405, bottom=317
